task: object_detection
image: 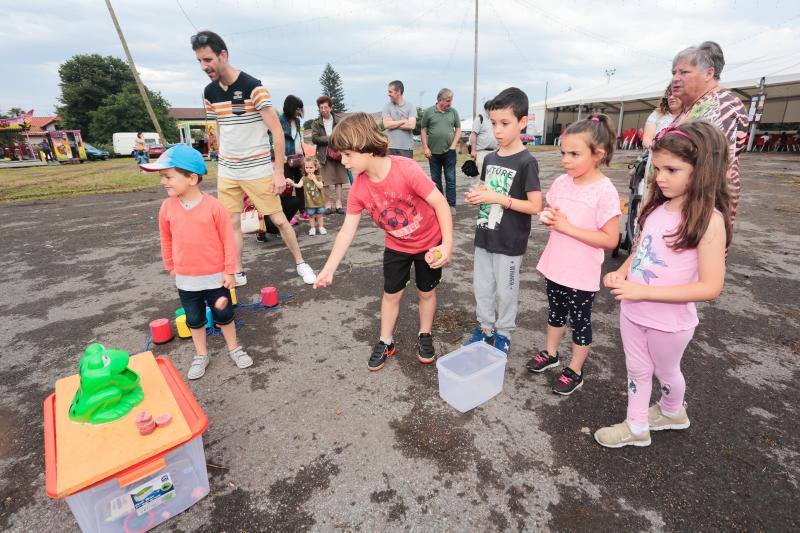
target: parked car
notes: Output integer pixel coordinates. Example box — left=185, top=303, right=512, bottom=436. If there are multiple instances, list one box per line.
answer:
left=148, top=144, right=166, bottom=158
left=84, top=143, right=109, bottom=160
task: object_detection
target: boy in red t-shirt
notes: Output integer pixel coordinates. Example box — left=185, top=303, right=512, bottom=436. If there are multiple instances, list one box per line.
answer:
left=142, top=145, right=252, bottom=380
left=314, top=113, right=453, bottom=371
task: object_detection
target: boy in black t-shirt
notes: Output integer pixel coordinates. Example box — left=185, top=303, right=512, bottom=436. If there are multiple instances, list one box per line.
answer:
left=464, top=87, right=542, bottom=354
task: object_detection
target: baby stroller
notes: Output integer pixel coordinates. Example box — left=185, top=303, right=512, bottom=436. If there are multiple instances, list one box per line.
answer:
left=613, top=150, right=649, bottom=258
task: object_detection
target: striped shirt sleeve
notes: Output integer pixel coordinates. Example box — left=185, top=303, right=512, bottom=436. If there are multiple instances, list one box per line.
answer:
left=204, top=98, right=216, bottom=119
left=251, top=86, right=272, bottom=111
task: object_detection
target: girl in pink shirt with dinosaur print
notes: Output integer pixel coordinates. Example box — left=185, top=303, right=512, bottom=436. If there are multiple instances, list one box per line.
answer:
left=595, top=121, right=731, bottom=448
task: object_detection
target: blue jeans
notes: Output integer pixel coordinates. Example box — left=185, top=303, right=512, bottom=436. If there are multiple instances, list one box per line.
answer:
left=429, top=149, right=457, bottom=206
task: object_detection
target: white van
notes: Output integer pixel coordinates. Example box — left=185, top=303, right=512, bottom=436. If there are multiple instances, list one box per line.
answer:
left=112, top=132, right=161, bottom=156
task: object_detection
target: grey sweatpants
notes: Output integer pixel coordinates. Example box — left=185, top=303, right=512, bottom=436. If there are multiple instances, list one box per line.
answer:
left=473, top=246, right=523, bottom=338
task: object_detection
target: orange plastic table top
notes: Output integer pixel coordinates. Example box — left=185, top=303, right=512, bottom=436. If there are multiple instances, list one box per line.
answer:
left=45, top=353, right=206, bottom=498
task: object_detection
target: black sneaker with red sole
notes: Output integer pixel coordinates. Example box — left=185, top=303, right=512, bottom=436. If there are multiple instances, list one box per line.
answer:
left=368, top=341, right=396, bottom=371
left=416, top=333, right=436, bottom=364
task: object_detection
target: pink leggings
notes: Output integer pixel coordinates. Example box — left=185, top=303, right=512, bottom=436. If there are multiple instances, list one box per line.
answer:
left=620, top=313, right=695, bottom=428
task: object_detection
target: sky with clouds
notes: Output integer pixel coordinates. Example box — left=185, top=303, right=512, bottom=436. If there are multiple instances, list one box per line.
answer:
left=3, top=0, right=799, bottom=123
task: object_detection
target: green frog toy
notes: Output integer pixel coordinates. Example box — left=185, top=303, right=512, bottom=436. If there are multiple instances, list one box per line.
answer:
left=69, top=343, right=144, bottom=424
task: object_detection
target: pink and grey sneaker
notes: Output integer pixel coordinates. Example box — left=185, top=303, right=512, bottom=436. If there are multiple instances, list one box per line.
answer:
left=552, top=367, right=583, bottom=395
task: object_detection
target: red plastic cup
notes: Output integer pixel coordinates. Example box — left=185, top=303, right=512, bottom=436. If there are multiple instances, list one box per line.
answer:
left=260, top=286, right=278, bottom=307
left=149, top=318, right=174, bottom=344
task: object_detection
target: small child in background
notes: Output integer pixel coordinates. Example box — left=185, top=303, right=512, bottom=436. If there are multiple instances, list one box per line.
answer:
left=143, top=145, right=252, bottom=380
left=463, top=87, right=542, bottom=354
left=527, top=114, right=621, bottom=395
left=301, top=156, right=328, bottom=235
left=314, top=113, right=453, bottom=372
left=595, top=122, right=730, bottom=448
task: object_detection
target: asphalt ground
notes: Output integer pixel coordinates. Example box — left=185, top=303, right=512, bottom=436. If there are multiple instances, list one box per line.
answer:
left=1, top=148, right=798, bottom=532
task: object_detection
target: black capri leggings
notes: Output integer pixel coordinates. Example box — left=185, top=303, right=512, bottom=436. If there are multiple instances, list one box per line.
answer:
left=545, top=278, right=596, bottom=346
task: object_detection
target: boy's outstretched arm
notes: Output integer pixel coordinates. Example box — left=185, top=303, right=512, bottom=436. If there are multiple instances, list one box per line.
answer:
left=424, top=188, right=453, bottom=269
left=314, top=213, right=361, bottom=288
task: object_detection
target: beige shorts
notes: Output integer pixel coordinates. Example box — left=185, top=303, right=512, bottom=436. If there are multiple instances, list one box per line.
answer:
left=217, top=176, right=282, bottom=216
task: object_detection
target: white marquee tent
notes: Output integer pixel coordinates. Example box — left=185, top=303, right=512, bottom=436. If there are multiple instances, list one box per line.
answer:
left=528, top=54, right=800, bottom=143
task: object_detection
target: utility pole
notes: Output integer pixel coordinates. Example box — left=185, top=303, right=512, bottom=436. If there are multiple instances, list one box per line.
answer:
left=605, top=67, right=616, bottom=85
left=104, top=0, right=165, bottom=141
left=746, top=76, right=766, bottom=152
left=542, top=81, right=548, bottom=144
left=472, top=0, right=479, bottom=120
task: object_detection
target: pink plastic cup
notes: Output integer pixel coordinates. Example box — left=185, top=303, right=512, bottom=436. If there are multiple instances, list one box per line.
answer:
left=149, top=318, right=174, bottom=344
left=260, top=286, right=278, bottom=307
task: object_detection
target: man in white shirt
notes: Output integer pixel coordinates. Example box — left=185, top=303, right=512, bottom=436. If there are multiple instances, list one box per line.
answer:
left=469, top=101, right=496, bottom=172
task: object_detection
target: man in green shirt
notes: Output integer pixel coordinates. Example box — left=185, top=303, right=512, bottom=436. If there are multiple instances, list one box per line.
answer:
left=421, top=88, right=461, bottom=207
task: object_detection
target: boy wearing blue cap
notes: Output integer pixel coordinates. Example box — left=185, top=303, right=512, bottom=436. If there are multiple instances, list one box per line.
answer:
left=142, top=145, right=253, bottom=379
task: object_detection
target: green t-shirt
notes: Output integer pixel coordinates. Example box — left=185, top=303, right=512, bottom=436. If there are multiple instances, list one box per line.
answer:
left=302, top=175, right=326, bottom=209
left=421, top=105, right=461, bottom=154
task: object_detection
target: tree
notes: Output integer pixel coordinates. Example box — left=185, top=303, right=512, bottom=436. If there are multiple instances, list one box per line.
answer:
left=88, top=86, right=178, bottom=145
left=56, top=54, right=135, bottom=134
left=0, top=107, right=26, bottom=118
left=413, top=107, right=424, bottom=136
left=319, top=63, right=347, bottom=114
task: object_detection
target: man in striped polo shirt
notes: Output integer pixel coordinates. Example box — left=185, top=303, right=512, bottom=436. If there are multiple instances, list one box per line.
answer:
left=192, top=30, right=316, bottom=286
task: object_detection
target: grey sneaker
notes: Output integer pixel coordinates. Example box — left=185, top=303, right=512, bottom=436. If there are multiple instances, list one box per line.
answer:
left=594, top=421, right=651, bottom=448
left=648, top=404, right=690, bottom=431
left=234, top=272, right=247, bottom=287
left=187, top=355, right=210, bottom=380
left=229, top=346, right=253, bottom=369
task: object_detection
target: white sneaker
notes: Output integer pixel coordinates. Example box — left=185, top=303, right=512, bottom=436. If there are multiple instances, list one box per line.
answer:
left=187, top=355, right=209, bottom=380
left=308, top=227, right=316, bottom=236
left=234, top=272, right=247, bottom=287
left=229, top=346, right=253, bottom=369
left=318, top=227, right=328, bottom=235
left=296, top=262, right=316, bottom=284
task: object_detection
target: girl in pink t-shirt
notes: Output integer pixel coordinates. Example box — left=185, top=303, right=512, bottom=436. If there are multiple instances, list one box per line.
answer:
left=595, top=122, right=731, bottom=448
left=527, top=115, right=622, bottom=395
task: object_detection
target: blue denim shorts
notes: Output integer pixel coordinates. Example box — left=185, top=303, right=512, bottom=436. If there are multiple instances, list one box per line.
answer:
left=306, top=207, right=326, bottom=216
left=178, top=286, right=234, bottom=329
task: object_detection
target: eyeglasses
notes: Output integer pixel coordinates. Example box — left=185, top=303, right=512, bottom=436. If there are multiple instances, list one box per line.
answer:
left=190, top=34, right=209, bottom=46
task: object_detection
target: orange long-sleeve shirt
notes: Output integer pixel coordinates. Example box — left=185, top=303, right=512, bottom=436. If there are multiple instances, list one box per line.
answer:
left=158, top=193, right=237, bottom=276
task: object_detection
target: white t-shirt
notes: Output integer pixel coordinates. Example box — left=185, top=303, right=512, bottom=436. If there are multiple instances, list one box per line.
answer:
left=646, top=110, right=674, bottom=135
left=323, top=116, right=334, bottom=137
left=472, top=113, right=496, bottom=151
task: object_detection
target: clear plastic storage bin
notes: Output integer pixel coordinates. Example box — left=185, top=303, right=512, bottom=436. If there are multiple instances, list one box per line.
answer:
left=436, top=342, right=507, bottom=412
left=45, top=355, right=209, bottom=533
left=65, top=436, right=209, bottom=533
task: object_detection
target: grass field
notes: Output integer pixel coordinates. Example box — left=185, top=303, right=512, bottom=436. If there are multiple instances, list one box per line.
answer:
left=0, top=158, right=218, bottom=203
left=0, top=146, right=558, bottom=204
